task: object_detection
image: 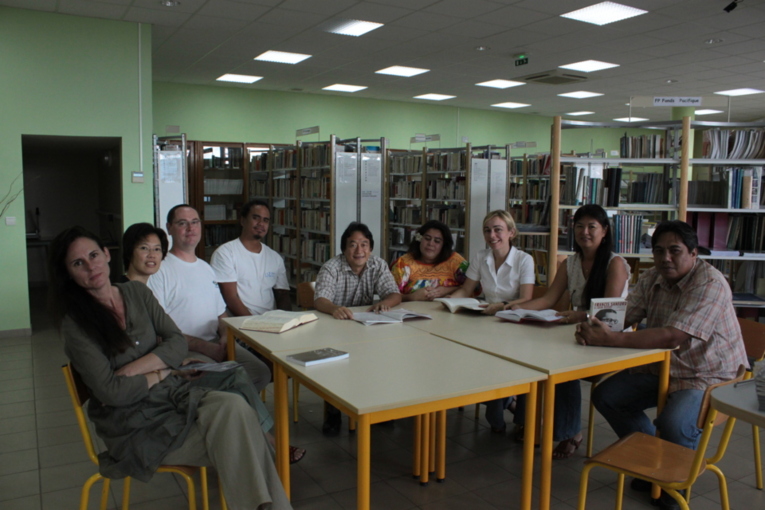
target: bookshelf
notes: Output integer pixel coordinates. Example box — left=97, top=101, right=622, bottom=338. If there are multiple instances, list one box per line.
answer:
left=385, top=148, right=426, bottom=262
left=425, top=145, right=471, bottom=256
left=266, top=144, right=299, bottom=287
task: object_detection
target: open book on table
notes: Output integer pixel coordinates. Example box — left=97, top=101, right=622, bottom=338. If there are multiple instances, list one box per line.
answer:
left=496, top=309, right=562, bottom=323
left=240, top=310, right=318, bottom=333
left=351, top=308, right=432, bottom=326
left=286, top=348, right=349, bottom=367
left=433, top=297, right=486, bottom=313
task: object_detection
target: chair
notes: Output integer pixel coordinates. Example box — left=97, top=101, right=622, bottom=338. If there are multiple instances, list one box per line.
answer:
left=737, top=317, right=765, bottom=489
left=296, top=281, right=316, bottom=309
left=62, top=363, right=227, bottom=510
left=577, top=365, right=747, bottom=510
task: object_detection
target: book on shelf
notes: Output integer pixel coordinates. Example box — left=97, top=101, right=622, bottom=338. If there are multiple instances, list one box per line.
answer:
left=434, top=297, right=486, bottom=313
left=495, top=308, right=562, bottom=323
left=589, top=298, right=627, bottom=332
left=240, top=311, right=318, bottom=333
left=286, top=347, right=349, bottom=367
left=351, top=309, right=432, bottom=326
left=702, top=129, right=765, bottom=159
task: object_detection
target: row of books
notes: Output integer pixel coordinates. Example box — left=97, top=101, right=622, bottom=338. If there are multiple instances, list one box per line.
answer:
left=389, top=226, right=418, bottom=247
left=429, top=152, right=465, bottom=172
left=272, top=178, right=297, bottom=198
left=702, top=129, right=765, bottom=159
left=426, top=178, right=465, bottom=200
left=625, top=172, right=672, bottom=204
left=203, top=149, right=244, bottom=170
left=390, top=154, right=423, bottom=174
left=509, top=154, right=552, bottom=176
left=686, top=211, right=765, bottom=252
left=391, top=180, right=423, bottom=199
left=203, top=178, right=243, bottom=195
left=249, top=152, right=268, bottom=171
left=271, top=208, right=296, bottom=227
left=272, top=233, right=298, bottom=257
left=427, top=205, right=463, bottom=228
left=611, top=214, right=645, bottom=254
left=390, top=204, right=423, bottom=225
left=301, top=239, right=330, bottom=264
left=510, top=178, right=552, bottom=201
left=249, top=178, right=268, bottom=197
left=510, top=199, right=551, bottom=227
left=619, top=133, right=667, bottom=158
left=204, top=225, right=238, bottom=247
left=272, top=149, right=298, bottom=169
left=203, top=204, right=231, bottom=221
left=301, top=208, right=330, bottom=232
left=301, top=177, right=330, bottom=200
left=715, top=167, right=763, bottom=209
left=301, top=144, right=331, bottom=168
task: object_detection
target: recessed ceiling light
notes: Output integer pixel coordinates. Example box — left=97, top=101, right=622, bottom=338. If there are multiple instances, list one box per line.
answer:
left=322, top=84, right=367, bottom=93
left=561, top=2, right=647, bottom=26
left=254, top=50, right=311, bottom=64
left=160, top=0, right=180, bottom=6
left=491, top=102, right=531, bottom=109
left=558, top=91, right=604, bottom=99
left=326, top=19, right=383, bottom=37
left=614, top=117, right=649, bottom=122
left=560, top=60, right=619, bottom=72
left=476, top=79, right=525, bottom=89
left=695, top=109, right=724, bottom=115
left=414, top=94, right=455, bottom=101
left=216, top=74, right=263, bottom=84
left=376, top=66, right=429, bottom=77
left=475, top=45, right=491, bottom=51
left=566, top=111, right=595, bottom=116
left=704, top=38, right=724, bottom=45
left=714, top=88, right=765, bottom=96
left=665, top=79, right=678, bottom=84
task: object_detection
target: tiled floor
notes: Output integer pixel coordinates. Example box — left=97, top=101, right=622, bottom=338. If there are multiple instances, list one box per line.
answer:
left=2, top=292, right=764, bottom=509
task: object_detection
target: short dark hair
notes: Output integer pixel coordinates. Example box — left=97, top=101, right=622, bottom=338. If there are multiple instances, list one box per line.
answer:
left=408, top=220, right=454, bottom=264
left=166, top=204, right=195, bottom=225
left=122, top=223, right=169, bottom=271
left=595, top=309, right=616, bottom=320
left=241, top=199, right=270, bottom=219
left=341, top=222, right=374, bottom=251
left=652, top=220, right=698, bottom=252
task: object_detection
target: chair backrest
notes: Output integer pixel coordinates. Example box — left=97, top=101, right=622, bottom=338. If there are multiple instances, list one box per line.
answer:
left=696, top=365, right=747, bottom=430
left=297, top=281, right=316, bottom=309
left=531, top=285, right=571, bottom=312
left=62, top=363, right=99, bottom=466
left=737, top=317, right=765, bottom=363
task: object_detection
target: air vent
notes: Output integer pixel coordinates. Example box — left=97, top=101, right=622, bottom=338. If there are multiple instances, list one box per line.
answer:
left=519, top=70, right=587, bottom=85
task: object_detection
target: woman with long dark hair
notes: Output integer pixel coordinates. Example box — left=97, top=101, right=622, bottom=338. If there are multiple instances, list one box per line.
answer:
left=512, top=204, right=630, bottom=458
left=390, top=220, right=469, bottom=301
left=49, top=226, right=291, bottom=509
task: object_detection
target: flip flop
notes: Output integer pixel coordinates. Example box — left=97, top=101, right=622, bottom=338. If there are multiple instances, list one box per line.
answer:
left=290, top=446, right=306, bottom=464
left=552, top=436, right=583, bottom=460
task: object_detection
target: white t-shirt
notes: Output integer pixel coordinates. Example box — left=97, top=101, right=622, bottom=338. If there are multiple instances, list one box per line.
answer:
left=210, top=239, right=290, bottom=316
left=465, top=246, right=535, bottom=303
left=147, top=253, right=226, bottom=342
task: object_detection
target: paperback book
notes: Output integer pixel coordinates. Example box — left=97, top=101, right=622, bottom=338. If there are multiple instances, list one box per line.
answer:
left=589, top=298, right=627, bottom=332
left=351, top=309, right=432, bottom=326
left=241, top=311, right=318, bottom=334
left=496, top=309, right=562, bottom=323
left=434, top=297, right=486, bottom=313
left=286, top=348, right=349, bottom=367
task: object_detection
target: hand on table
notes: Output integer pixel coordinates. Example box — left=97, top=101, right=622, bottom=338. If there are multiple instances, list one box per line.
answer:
left=480, top=302, right=505, bottom=316
left=575, top=317, right=612, bottom=346
left=556, top=310, right=588, bottom=325
left=332, top=306, right=355, bottom=320
left=368, top=302, right=391, bottom=313
left=423, top=286, right=452, bottom=300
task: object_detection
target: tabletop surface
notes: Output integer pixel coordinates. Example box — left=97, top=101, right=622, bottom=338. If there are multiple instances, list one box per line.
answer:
left=711, top=381, right=765, bottom=428
left=272, top=332, right=546, bottom=415
left=399, top=301, right=669, bottom=375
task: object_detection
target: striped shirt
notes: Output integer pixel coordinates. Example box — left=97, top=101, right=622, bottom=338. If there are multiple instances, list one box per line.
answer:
left=315, top=254, right=399, bottom=307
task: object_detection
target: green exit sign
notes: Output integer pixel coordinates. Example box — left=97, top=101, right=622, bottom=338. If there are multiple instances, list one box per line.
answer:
left=515, top=57, right=529, bottom=66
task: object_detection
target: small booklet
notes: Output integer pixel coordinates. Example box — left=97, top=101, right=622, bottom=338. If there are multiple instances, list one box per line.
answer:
left=178, top=361, right=243, bottom=372
left=286, top=347, right=349, bottom=367
left=434, top=297, right=486, bottom=313
left=240, top=310, right=318, bottom=333
left=589, top=298, right=628, bottom=332
left=351, top=309, right=432, bottom=326
left=496, top=308, right=562, bottom=323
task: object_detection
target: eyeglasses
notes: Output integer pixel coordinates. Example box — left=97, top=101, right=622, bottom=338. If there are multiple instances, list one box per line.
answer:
left=173, top=219, right=201, bottom=228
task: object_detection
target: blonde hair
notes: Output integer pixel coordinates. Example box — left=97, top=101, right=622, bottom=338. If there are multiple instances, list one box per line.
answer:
left=483, top=210, right=517, bottom=233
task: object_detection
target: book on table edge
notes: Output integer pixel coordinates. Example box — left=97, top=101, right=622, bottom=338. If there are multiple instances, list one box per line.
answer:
left=589, top=298, right=627, bottom=332
left=351, top=309, right=432, bottom=326
left=286, top=348, right=349, bottom=367
left=495, top=308, right=562, bottom=323
left=434, top=297, right=486, bottom=313
left=240, top=311, right=318, bottom=333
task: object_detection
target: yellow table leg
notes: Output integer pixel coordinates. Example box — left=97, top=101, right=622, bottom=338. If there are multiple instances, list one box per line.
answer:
left=412, top=415, right=422, bottom=478
left=273, top=364, right=290, bottom=498
left=436, top=410, right=447, bottom=482
left=521, top=382, right=538, bottom=510
left=428, top=411, right=436, bottom=474
left=357, top=414, right=372, bottom=510
left=539, top=379, right=556, bottom=510
left=652, top=352, right=672, bottom=501
left=419, top=413, right=430, bottom=485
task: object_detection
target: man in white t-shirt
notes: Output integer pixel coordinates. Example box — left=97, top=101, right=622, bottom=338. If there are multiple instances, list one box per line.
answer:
left=211, top=200, right=291, bottom=316
left=147, top=204, right=271, bottom=392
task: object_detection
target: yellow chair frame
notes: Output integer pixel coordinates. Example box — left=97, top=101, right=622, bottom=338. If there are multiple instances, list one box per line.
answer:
left=737, top=317, right=765, bottom=489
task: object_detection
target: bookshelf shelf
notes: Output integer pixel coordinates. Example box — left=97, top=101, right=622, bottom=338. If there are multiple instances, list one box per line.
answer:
left=560, top=157, right=677, bottom=165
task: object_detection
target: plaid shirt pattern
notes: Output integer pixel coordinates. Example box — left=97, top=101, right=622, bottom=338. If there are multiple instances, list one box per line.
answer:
left=627, top=259, right=747, bottom=392
left=315, top=254, right=399, bottom=307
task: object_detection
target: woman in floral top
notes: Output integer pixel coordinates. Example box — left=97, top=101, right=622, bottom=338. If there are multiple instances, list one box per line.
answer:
left=390, top=220, right=469, bottom=301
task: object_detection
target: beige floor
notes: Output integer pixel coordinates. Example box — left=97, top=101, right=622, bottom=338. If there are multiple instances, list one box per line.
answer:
left=2, top=292, right=765, bottom=510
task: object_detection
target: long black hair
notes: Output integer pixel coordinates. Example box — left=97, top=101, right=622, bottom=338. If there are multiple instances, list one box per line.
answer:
left=572, top=204, right=614, bottom=308
left=48, top=226, right=132, bottom=357
left=408, top=220, right=454, bottom=265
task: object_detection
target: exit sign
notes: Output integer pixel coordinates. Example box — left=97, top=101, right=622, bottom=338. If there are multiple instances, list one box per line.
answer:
left=515, top=57, right=529, bottom=66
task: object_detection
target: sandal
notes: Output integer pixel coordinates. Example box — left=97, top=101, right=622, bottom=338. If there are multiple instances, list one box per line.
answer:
left=289, top=446, right=306, bottom=465
left=552, top=436, right=583, bottom=460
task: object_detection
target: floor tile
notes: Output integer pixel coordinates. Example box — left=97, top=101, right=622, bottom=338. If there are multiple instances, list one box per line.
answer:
left=2, top=495, right=42, bottom=510
left=41, top=485, right=116, bottom=510
left=0, top=414, right=37, bottom=435
left=36, top=424, right=82, bottom=448
left=0, top=449, right=39, bottom=476
left=0, top=430, right=37, bottom=454
left=0, top=470, right=40, bottom=502
left=38, top=441, right=90, bottom=468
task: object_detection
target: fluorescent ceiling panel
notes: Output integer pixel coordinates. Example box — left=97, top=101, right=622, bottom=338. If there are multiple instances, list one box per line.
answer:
left=326, top=19, right=383, bottom=37
left=322, top=84, right=367, bottom=92
left=714, top=88, right=764, bottom=96
left=376, top=66, right=429, bottom=77
left=476, top=79, right=525, bottom=89
left=559, top=60, right=619, bottom=72
left=216, top=74, right=263, bottom=83
left=414, top=93, right=455, bottom=101
left=558, top=91, right=604, bottom=98
left=566, top=111, right=595, bottom=116
left=491, top=102, right=530, bottom=109
left=694, top=109, right=724, bottom=115
left=561, top=2, right=647, bottom=26
left=614, top=117, right=649, bottom=122
left=254, top=50, right=311, bottom=64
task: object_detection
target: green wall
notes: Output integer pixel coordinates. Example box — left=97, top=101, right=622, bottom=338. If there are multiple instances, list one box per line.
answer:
left=0, top=8, right=153, bottom=333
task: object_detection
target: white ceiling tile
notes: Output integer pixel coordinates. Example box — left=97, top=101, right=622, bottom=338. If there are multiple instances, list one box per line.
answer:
left=471, top=6, right=549, bottom=28
left=392, top=11, right=462, bottom=31
left=279, top=0, right=358, bottom=16
left=257, top=8, right=328, bottom=28
left=423, top=0, right=504, bottom=18
left=131, top=0, right=207, bottom=14
left=183, top=15, right=252, bottom=31
left=0, top=0, right=56, bottom=8
left=59, top=0, right=127, bottom=18
left=334, top=2, right=414, bottom=23
left=197, top=0, right=271, bottom=21
left=123, top=6, right=192, bottom=27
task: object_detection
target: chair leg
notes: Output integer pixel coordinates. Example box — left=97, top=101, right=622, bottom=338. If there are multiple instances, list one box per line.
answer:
left=80, top=473, right=103, bottom=510
left=664, top=489, right=690, bottom=510
left=99, top=477, right=111, bottom=510
left=587, top=384, right=596, bottom=458
left=175, top=470, right=197, bottom=510
left=219, top=476, right=228, bottom=510
left=292, top=380, right=300, bottom=424
left=121, top=476, right=131, bottom=510
left=474, top=403, right=480, bottom=420
left=615, top=473, right=624, bottom=510
left=754, top=424, right=763, bottom=490
left=708, top=464, right=731, bottom=510
left=200, top=467, right=209, bottom=510
left=576, top=464, right=595, bottom=510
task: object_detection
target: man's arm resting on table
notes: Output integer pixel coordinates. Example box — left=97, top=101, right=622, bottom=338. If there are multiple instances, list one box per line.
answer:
left=315, top=297, right=354, bottom=320
left=576, top=318, right=690, bottom=349
left=274, top=288, right=292, bottom=311
left=218, top=281, right=252, bottom=317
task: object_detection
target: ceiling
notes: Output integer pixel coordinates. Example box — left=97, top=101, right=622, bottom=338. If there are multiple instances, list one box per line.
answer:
left=5, top=0, right=765, bottom=122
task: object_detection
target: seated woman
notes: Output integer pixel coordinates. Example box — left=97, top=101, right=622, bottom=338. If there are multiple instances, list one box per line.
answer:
left=390, top=220, right=468, bottom=301
left=450, top=210, right=535, bottom=433
left=50, top=226, right=291, bottom=509
left=510, top=204, right=630, bottom=458
left=120, top=222, right=168, bottom=284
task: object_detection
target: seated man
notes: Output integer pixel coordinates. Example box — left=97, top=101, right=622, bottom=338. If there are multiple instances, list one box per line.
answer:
left=211, top=199, right=291, bottom=316
left=314, top=222, right=402, bottom=435
left=576, top=220, right=746, bottom=510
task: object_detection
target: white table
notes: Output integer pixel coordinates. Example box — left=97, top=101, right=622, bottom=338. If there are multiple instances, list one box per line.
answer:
left=711, top=381, right=765, bottom=428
